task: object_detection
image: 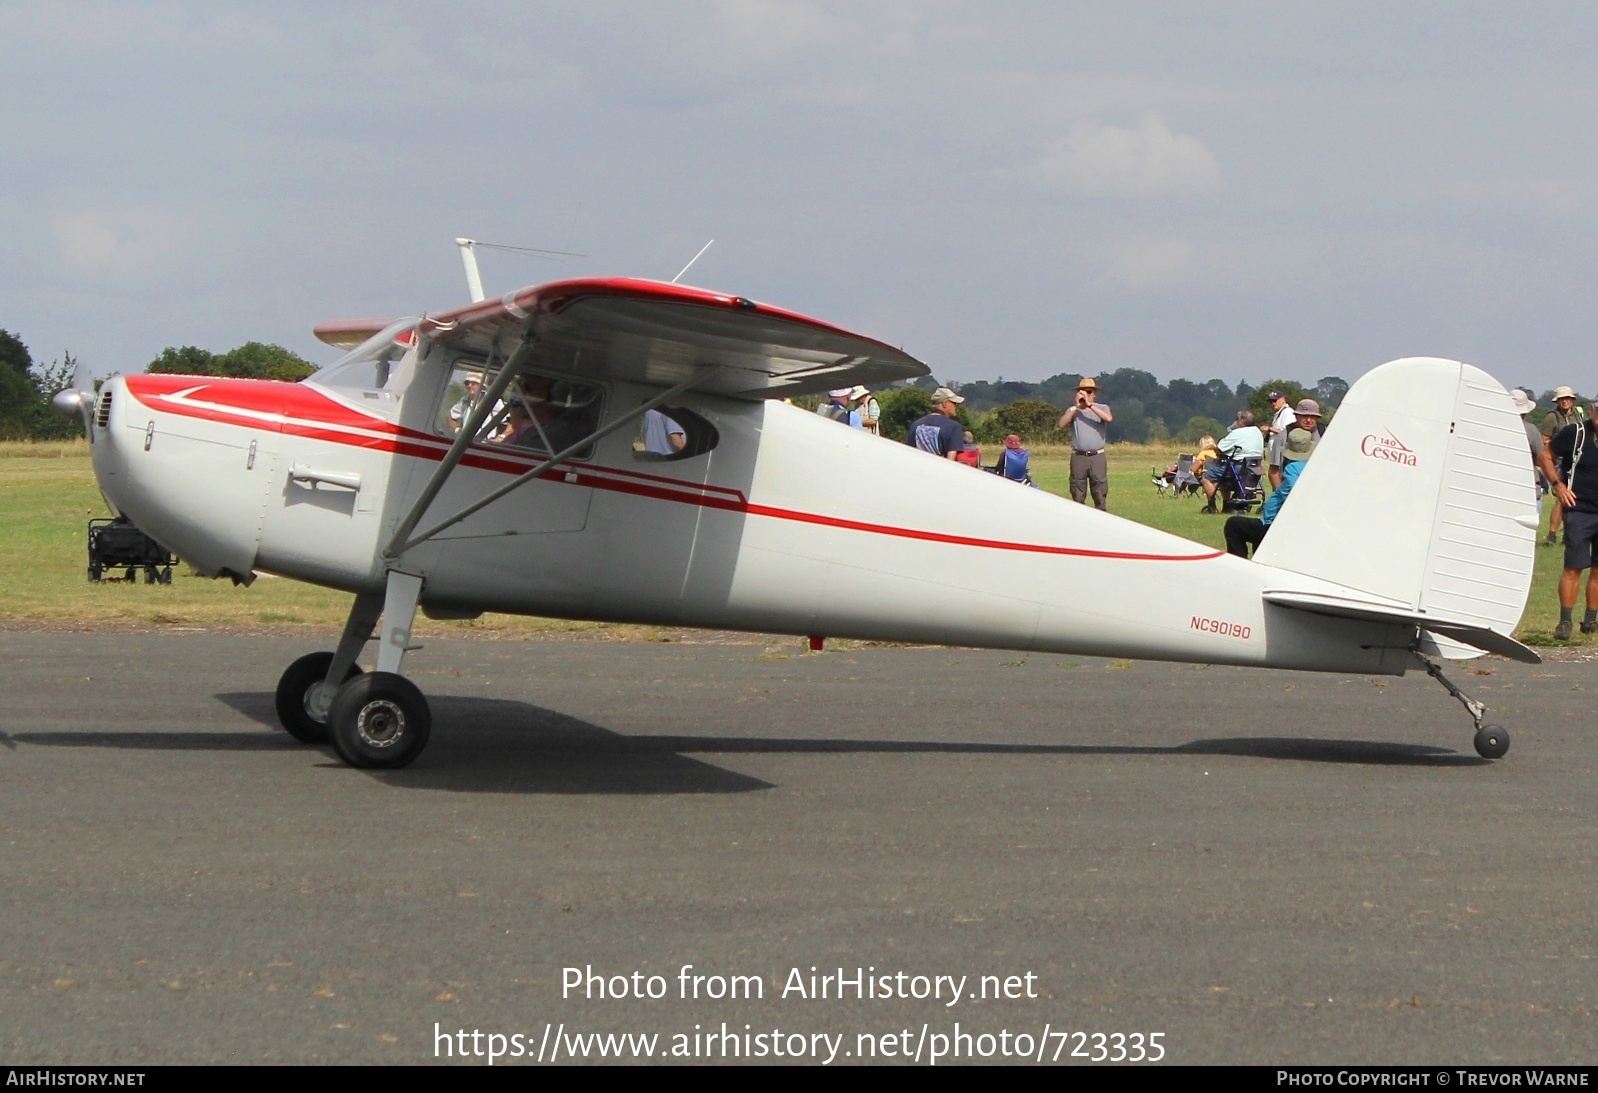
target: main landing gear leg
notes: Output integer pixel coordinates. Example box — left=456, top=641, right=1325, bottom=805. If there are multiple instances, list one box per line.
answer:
left=273, top=591, right=380, bottom=744
left=1416, top=653, right=1509, bottom=759
left=325, top=571, right=433, bottom=770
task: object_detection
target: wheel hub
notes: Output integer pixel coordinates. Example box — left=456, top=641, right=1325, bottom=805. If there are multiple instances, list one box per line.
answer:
left=356, top=699, right=407, bottom=748
left=302, top=682, right=334, bottom=722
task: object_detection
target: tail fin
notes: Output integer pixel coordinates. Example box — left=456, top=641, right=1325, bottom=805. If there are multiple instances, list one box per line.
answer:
left=1254, top=357, right=1538, bottom=659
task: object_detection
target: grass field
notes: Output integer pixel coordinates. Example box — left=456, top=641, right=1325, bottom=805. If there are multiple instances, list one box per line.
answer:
left=0, top=439, right=1580, bottom=644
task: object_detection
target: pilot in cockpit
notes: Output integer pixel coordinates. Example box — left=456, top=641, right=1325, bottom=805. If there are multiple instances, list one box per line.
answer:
left=498, top=374, right=596, bottom=454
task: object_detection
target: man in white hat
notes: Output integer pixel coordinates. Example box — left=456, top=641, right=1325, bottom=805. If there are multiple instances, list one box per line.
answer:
left=1541, top=386, right=1582, bottom=546
left=906, top=387, right=965, bottom=459
left=816, top=388, right=860, bottom=428
left=447, top=371, right=486, bottom=434
left=1057, top=377, right=1114, bottom=510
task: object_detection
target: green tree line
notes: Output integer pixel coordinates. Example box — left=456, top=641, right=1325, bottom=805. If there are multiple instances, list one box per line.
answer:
left=0, top=329, right=320, bottom=441
left=894, top=369, right=1357, bottom=446
left=0, top=329, right=82, bottom=441
left=146, top=342, right=316, bottom=382
left=888, top=369, right=1581, bottom=448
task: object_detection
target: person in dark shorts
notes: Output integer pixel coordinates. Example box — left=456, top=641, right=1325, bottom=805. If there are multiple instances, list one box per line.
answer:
left=1541, top=386, right=1583, bottom=546
left=1538, top=400, right=1598, bottom=640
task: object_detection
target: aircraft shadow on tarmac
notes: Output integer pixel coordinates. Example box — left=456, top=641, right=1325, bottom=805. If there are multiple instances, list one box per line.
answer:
left=0, top=692, right=1484, bottom=796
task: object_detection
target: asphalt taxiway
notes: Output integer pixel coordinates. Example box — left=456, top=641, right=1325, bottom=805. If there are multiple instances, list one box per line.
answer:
left=1, top=630, right=1594, bottom=1065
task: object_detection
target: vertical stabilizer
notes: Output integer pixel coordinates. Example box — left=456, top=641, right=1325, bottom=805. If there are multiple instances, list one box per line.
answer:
left=1255, top=358, right=1537, bottom=653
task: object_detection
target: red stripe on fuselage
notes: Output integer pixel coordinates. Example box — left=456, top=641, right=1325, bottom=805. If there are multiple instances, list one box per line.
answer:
left=124, top=376, right=1222, bottom=563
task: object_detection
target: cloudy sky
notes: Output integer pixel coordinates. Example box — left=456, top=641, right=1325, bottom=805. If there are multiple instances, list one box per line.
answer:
left=3, top=2, right=1596, bottom=392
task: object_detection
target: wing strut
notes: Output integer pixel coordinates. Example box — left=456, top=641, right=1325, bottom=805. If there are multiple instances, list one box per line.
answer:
left=388, top=366, right=721, bottom=559
left=381, top=328, right=541, bottom=564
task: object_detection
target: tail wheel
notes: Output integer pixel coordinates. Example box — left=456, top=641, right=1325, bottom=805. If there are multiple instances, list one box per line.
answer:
left=274, top=652, right=363, bottom=744
left=1473, top=724, right=1510, bottom=760
left=327, top=672, right=432, bottom=770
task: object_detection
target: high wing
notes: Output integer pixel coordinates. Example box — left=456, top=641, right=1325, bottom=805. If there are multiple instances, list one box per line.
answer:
left=313, top=278, right=929, bottom=398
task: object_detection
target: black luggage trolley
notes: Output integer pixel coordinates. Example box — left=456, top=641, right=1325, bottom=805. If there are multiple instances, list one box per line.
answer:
left=87, top=516, right=175, bottom=584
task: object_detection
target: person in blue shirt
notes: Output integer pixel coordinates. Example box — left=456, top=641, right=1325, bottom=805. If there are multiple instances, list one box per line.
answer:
left=1201, top=409, right=1266, bottom=513
left=906, top=387, right=966, bottom=459
left=1223, top=457, right=1304, bottom=558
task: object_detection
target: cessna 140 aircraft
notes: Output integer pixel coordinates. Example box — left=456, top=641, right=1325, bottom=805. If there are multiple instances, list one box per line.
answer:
left=58, top=273, right=1540, bottom=769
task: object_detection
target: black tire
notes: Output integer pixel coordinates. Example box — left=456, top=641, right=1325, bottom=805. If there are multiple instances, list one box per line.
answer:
left=275, top=652, right=363, bottom=744
left=326, top=672, right=432, bottom=770
left=1473, top=724, right=1510, bottom=760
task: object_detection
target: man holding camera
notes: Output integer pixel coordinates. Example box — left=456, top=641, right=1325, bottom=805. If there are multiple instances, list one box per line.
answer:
left=1058, top=377, right=1114, bottom=510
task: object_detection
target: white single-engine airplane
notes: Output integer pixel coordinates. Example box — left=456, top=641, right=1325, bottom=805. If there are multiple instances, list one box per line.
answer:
left=59, top=270, right=1540, bottom=768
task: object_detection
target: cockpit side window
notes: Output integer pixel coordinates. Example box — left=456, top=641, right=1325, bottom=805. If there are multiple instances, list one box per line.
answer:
left=633, top=405, right=719, bottom=462
left=437, top=361, right=604, bottom=461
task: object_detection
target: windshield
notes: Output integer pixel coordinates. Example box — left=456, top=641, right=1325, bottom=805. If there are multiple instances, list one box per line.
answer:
left=311, top=318, right=421, bottom=392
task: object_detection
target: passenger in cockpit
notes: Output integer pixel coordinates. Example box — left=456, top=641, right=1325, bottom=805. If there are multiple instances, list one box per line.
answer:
left=503, top=374, right=595, bottom=454
left=499, top=402, right=536, bottom=446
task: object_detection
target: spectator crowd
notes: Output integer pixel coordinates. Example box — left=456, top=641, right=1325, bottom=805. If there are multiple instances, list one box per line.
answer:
left=820, top=375, right=1585, bottom=643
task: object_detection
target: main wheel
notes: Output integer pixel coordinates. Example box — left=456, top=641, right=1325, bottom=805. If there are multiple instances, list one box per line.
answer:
left=326, top=672, right=432, bottom=770
left=1474, top=724, right=1510, bottom=759
left=275, top=652, right=363, bottom=744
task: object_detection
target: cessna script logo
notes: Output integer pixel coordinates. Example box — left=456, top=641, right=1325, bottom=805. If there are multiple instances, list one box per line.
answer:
left=1360, top=430, right=1417, bottom=467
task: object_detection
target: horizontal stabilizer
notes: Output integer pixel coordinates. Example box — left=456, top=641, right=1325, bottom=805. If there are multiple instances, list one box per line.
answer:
left=1264, top=589, right=1541, bottom=664
left=314, top=318, right=398, bottom=350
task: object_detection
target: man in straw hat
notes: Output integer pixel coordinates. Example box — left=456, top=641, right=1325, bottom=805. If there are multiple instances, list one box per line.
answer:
left=851, top=385, right=880, bottom=435
left=1057, top=377, right=1114, bottom=510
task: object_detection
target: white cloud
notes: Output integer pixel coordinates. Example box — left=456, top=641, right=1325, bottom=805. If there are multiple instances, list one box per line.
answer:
left=1104, top=237, right=1196, bottom=289
left=1027, top=113, right=1222, bottom=198
left=52, top=208, right=196, bottom=277
left=710, top=0, right=921, bottom=64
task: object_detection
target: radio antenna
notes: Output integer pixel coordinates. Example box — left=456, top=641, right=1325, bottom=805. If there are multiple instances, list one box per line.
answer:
left=671, top=239, right=714, bottom=284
